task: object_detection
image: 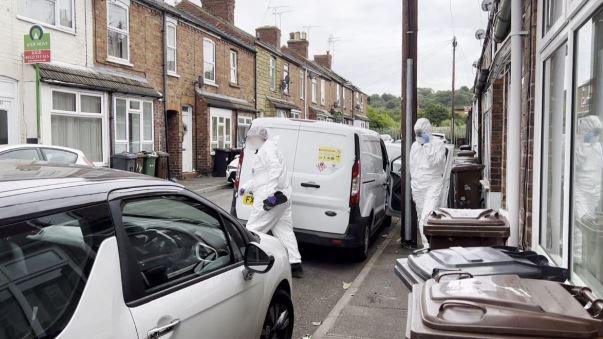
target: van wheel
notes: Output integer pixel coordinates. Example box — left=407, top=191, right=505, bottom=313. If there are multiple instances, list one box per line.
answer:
left=381, top=215, right=392, bottom=228
left=354, top=216, right=373, bottom=261
left=261, top=289, right=294, bottom=339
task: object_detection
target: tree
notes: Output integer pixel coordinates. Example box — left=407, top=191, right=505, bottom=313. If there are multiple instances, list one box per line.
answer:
left=367, top=106, right=397, bottom=129
left=418, top=101, right=449, bottom=125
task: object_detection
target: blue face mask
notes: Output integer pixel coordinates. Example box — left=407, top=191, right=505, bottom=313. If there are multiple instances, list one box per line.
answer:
left=585, top=132, right=595, bottom=143
left=423, top=133, right=430, bottom=144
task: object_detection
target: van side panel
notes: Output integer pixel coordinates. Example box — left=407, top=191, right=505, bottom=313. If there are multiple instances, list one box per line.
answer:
left=291, top=127, right=354, bottom=235
left=235, top=123, right=300, bottom=220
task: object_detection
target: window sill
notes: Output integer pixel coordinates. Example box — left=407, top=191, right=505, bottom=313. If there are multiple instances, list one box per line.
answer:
left=204, top=81, right=219, bottom=88
left=229, top=82, right=240, bottom=88
left=168, top=71, right=180, bottom=78
left=16, top=15, right=76, bottom=35
left=107, top=57, right=134, bottom=67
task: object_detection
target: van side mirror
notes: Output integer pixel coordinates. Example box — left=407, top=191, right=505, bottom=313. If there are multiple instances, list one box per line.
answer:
left=244, top=242, right=274, bottom=275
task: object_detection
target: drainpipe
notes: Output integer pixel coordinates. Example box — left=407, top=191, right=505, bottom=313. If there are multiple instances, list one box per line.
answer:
left=507, top=0, right=522, bottom=246
left=304, top=66, right=309, bottom=118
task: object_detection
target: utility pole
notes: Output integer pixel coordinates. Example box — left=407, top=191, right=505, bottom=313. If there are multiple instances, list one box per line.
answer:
left=451, top=36, right=457, bottom=146
left=401, top=0, right=418, bottom=247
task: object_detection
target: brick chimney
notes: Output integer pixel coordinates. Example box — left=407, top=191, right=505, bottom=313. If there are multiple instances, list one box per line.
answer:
left=256, top=26, right=281, bottom=49
left=287, top=31, right=309, bottom=59
left=202, top=0, right=235, bottom=24
left=314, top=51, right=332, bottom=69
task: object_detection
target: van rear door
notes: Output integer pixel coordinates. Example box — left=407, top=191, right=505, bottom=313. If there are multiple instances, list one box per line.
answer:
left=291, top=125, right=353, bottom=234
left=235, top=121, right=300, bottom=220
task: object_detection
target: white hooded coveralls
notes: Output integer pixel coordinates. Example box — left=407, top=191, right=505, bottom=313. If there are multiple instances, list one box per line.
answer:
left=241, top=136, right=302, bottom=264
left=409, top=118, right=447, bottom=246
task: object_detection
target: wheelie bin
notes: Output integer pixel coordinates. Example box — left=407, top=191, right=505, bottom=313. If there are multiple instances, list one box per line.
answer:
left=450, top=162, right=484, bottom=208
left=212, top=148, right=230, bottom=177
left=155, top=151, right=170, bottom=179
left=111, top=153, right=138, bottom=172
left=142, top=152, right=158, bottom=176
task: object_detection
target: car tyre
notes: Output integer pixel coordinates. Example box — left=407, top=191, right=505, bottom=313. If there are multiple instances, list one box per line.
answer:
left=261, top=289, right=294, bottom=339
left=381, top=215, right=392, bottom=228
left=354, top=215, right=373, bottom=261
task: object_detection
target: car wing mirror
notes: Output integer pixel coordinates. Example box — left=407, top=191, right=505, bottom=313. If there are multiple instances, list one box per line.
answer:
left=243, top=242, right=275, bottom=279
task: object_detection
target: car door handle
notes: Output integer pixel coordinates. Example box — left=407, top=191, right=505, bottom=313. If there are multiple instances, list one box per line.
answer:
left=148, top=319, right=181, bottom=339
left=301, top=182, right=320, bottom=188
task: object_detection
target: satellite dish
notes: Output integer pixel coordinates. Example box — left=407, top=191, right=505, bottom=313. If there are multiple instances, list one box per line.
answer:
left=475, top=29, right=486, bottom=40
left=481, top=0, right=493, bottom=12
left=472, top=60, right=479, bottom=68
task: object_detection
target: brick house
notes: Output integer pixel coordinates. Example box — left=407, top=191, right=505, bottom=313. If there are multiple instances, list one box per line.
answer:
left=92, top=0, right=256, bottom=177
left=471, top=0, right=603, bottom=293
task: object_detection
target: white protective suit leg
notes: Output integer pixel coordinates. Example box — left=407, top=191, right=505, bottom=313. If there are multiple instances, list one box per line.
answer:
left=246, top=202, right=301, bottom=264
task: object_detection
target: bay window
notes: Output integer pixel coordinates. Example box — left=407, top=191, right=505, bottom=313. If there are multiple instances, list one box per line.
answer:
left=114, top=97, right=154, bottom=153
left=107, top=1, right=130, bottom=62
left=50, top=90, right=103, bottom=163
left=543, top=0, right=563, bottom=36
left=203, top=39, right=216, bottom=84
left=210, top=108, right=232, bottom=152
left=18, top=0, right=74, bottom=31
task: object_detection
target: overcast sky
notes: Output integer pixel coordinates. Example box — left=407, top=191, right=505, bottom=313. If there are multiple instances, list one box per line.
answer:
left=235, top=0, right=488, bottom=96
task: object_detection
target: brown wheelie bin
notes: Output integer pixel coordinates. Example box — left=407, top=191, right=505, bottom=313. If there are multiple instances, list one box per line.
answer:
left=450, top=162, right=484, bottom=208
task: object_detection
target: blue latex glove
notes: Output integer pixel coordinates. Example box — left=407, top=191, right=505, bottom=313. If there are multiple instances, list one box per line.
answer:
left=423, top=133, right=430, bottom=144
left=266, top=195, right=277, bottom=205
left=239, top=188, right=246, bottom=195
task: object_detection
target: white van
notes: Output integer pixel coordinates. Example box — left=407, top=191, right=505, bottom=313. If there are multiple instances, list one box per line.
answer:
left=234, top=118, right=393, bottom=259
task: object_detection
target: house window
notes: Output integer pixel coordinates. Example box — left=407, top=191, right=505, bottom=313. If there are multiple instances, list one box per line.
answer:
left=543, top=0, right=563, bottom=36
left=320, top=79, right=326, bottom=105
left=203, top=39, right=216, bottom=84
left=540, top=42, right=568, bottom=263
left=210, top=108, right=232, bottom=152
left=291, top=110, right=301, bottom=119
left=570, top=14, right=603, bottom=293
left=300, top=70, right=305, bottom=100
left=166, top=19, right=177, bottom=75
left=114, top=97, right=154, bottom=153
left=107, top=1, right=130, bottom=62
left=336, top=84, right=341, bottom=106
left=343, top=88, right=346, bottom=108
left=269, top=57, right=277, bottom=91
left=276, top=109, right=288, bottom=118
left=230, top=50, right=238, bottom=84
left=18, top=0, right=74, bottom=30
left=355, top=92, right=360, bottom=108
left=237, top=115, right=253, bottom=147
left=50, top=90, right=104, bottom=163
left=282, top=63, right=290, bottom=94
left=311, top=78, right=317, bottom=104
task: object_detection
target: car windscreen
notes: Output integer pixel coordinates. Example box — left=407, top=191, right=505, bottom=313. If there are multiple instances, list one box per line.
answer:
left=0, top=204, right=114, bottom=339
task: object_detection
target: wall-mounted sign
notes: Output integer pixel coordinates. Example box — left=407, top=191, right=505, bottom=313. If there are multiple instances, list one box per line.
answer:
left=24, top=25, right=51, bottom=64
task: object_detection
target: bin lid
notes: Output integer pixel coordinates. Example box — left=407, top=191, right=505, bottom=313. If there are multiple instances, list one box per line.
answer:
left=415, top=275, right=601, bottom=338
left=400, top=247, right=568, bottom=283
left=457, top=150, right=476, bottom=157
left=459, top=145, right=472, bottom=151
left=111, top=152, right=138, bottom=159
left=427, top=208, right=506, bottom=226
left=451, top=162, right=484, bottom=172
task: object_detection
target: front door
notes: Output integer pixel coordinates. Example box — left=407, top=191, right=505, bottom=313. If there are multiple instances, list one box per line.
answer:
left=182, top=106, right=193, bottom=172
left=0, top=78, right=17, bottom=145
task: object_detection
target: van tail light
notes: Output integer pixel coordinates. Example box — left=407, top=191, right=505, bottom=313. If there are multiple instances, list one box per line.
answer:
left=350, top=159, right=361, bottom=207
left=234, top=149, right=244, bottom=191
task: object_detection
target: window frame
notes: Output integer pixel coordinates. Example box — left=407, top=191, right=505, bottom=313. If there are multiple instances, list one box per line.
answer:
left=113, top=96, right=154, bottom=154
left=210, top=108, right=232, bottom=153
left=230, top=50, right=238, bottom=85
left=300, top=70, right=305, bottom=100
left=320, top=79, right=326, bottom=106
left=203, top=38, right=216, bottom=85
left=106, top=0, right=131, bottom=65
left=48, top=88, right=106, bottom=165
left=236, top=115, right=253, bottom=147
left=282, top=63, right=290, bottom=94
left=311, top=78, right=317, bottom=104
left=108, top=189, right=250, bottom=306
left=17, top=0, right=76, bottom=33
left=166, top=17, right=178, bottom=76
left=269, top=56, right=277, bottom=91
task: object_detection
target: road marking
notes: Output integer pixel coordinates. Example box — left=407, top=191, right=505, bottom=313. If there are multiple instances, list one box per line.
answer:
left=312, top=225, right=396, bottom=339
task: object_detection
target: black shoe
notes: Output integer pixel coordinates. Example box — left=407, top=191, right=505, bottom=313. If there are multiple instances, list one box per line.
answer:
left=291, top=263, right=304, bottom=278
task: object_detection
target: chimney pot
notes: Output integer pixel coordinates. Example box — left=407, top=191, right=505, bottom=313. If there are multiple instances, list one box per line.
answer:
left=290, top=32, right=295, bottom=39
left=256, top=26, right=282, bottom=48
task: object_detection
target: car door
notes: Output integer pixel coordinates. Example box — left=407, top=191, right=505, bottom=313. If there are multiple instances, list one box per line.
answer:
left=110, top=188, right=266, bottom=339
left=386, top=155, right=402, bottom=218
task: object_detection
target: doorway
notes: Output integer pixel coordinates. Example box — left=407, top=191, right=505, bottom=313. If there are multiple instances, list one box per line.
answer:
left=0, top=77, right=17, bottom=145
left=182, top=106, right=193, bottom=172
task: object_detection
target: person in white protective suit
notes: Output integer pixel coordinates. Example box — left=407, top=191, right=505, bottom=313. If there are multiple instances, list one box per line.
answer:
left=239, top=126, right=303, bottom=278
left=573, top=115, right=603, bottom=266
left=409, top=118, right=447, bottom=247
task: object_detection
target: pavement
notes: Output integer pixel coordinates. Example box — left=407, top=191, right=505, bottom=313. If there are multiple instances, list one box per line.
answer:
left=190, top=182, right=412, bottom=339
left=179, top=175, right=231, bottom=194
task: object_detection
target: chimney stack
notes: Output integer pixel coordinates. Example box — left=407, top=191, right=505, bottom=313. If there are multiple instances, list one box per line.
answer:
left=202, top=0, right=235, bottom=24
left=256, top=26, right=281, bottom=49
left=287, top=31, right=309, bottom=59
left=314, top=51, right=332, bottom=69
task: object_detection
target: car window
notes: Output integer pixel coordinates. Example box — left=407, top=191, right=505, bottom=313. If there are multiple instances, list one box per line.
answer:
left=42, top=148, right=78, bottom=164
left=0, top=204, right=114, bottom=339
left=121, top=196, right=234, bottom=293
left=0, top=149, right=40, bottom=161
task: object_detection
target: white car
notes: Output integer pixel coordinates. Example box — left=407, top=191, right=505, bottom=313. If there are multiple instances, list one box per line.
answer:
left=380, top=134, right=393, bottom=143
left=236, top=118, right=392, bottom=260
left=226, top=155, right=240, bottom=183
left=431, top=133, right=448, bottom=143
left=0, top=144, right=93, bottom=165
left=0, top=162, right=294, bottom=339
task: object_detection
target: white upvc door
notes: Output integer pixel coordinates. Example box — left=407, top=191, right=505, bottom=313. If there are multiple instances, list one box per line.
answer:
left=182, top=106, right=193, bottom=172
left=210, top=107, right=232, bottom=154
left=0, top=77, right=18, bottom=145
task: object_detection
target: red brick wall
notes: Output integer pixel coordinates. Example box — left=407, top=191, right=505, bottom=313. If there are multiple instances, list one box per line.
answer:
left=201, top=0, right=235, bottom=24
left=490, top=79, right=505, bottom=192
